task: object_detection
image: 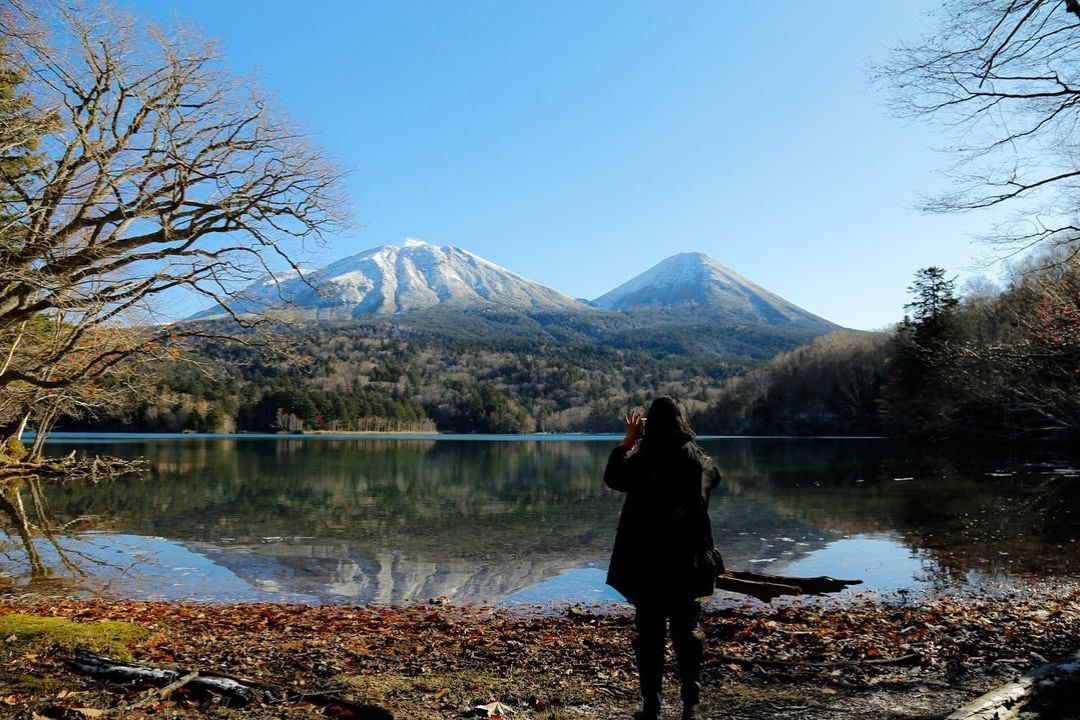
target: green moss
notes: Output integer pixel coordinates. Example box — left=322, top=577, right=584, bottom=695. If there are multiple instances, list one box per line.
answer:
left=0, top=614, right=148, bottom=660
left=0, top=671, right=68, bottom=693
left=1, top=435, right=27, bottom=460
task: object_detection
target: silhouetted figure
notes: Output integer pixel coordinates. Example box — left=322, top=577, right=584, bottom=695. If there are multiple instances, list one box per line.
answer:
left=604, top=396, right=721, bottom=720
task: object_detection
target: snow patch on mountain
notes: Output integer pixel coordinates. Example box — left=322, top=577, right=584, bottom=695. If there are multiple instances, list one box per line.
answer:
left=191, top=239, right=585, bottom=319
left=593, top=252, right=835, bottom=331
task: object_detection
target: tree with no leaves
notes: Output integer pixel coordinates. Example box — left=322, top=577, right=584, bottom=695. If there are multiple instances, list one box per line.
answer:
left=881, top=0, right=1080, bottom=258
left=0, top=2, right=345, bottom=454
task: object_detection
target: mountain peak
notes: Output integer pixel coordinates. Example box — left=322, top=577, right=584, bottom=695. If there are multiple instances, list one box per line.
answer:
left=592, top=252, right=835, bottom=332
left=191, top=239, right=584, bottom=320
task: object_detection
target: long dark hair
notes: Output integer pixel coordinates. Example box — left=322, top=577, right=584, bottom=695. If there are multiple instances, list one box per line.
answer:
left=642, top=395, right=695, bottom=448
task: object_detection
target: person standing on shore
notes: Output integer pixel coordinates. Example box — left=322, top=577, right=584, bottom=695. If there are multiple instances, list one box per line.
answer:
left=603, top=396, right=722, bottom=720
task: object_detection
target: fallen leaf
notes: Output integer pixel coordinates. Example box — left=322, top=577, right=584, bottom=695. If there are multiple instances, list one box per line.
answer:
left=476, top=701, right=514, bottom=716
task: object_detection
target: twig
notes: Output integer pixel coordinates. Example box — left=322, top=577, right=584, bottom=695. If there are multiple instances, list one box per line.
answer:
left=125, top=671, right=199, bottom=709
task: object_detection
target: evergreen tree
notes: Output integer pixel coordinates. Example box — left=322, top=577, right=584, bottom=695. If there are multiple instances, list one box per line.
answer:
left=885, top=267, right=962, bottom=437
left=903, top=267, right=959, bottom=348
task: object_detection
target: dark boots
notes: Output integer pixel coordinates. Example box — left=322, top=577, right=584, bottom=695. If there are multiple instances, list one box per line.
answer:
left=632, top=631, right=663, bottom=720
left=631, top=683, right=699, bottom=720
left=680, top=681, right=701, bottom=719
left=631, top=647, right=702, bottom=719
left=671, top=606, right=704, bottom=720
left=680, top=691, right=700, bottom=719
left=633, top=600, right=705, bottom=719
left=633, top=699, right=661, bottom=720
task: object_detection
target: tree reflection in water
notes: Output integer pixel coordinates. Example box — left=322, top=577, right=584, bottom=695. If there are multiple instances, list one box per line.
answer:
left=0, top=437, right=1076, bottom=603
left=1, top=475, right=83, bottom=581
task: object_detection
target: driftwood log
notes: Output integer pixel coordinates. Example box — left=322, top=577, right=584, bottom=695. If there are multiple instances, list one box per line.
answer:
left=716, top=570, right=862, bottom=603
left=64, top=650, right=394, bottom=718
left=65, top=650, right=268, bottom=706
left=945, top=650, right=1080, bottom=720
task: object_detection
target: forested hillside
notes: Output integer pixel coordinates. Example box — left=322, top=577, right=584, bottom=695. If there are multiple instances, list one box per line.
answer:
left=62, top=252, right=1080, bottom=441
left=701, top=254, right=1080, bottom=441
left=64, top=321, right=747, bottom=435
left=62, top=263, right=840, bottom=437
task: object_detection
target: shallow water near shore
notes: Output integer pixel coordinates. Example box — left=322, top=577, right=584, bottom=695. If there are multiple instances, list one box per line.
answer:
left=4, top=435, right=1078, bottom=606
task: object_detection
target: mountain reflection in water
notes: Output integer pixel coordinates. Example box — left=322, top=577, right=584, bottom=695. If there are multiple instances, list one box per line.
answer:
left=1, top=436, right=1076, bottom=605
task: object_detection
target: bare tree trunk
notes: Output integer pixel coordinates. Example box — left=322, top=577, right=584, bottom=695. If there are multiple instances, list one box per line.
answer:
left=0, top=2, right=344, bottom=446
left=28, top=403, right=59, bottom=460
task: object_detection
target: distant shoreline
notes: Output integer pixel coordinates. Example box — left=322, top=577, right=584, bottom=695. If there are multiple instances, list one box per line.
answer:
left=34, top=430, right=889, bottom=442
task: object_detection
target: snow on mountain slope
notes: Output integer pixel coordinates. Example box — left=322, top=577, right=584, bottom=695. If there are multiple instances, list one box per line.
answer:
left=593, top=252, right=836, bottom=331
left=191, top=238, right=585, bottom=319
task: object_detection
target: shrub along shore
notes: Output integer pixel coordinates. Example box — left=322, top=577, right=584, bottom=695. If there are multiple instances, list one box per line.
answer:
left=0, top=587, right=1078, bottom=719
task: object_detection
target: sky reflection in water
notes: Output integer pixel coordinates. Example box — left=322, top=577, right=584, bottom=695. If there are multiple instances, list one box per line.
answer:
left=3, top=436, right=1076, bottom=606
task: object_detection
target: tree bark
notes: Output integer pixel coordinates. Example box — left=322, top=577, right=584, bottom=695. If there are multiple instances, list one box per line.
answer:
left=716, top=570, right=862, bottom=603
left=946, top=650, right=1080, bottom=720
left=65, top=650, right=395, bottom=719
left=65, top=650, right=264, bottom=707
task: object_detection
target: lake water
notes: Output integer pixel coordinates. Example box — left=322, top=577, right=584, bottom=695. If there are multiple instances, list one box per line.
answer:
left=4, top=435, right=1078, bottom=606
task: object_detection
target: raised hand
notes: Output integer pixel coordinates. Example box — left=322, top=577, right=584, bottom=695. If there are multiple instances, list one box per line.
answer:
left=621, top=409, right=644, bottom=447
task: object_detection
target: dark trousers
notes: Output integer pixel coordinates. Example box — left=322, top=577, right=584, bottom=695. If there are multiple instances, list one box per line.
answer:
left=633, top=597, right=704, bottom=707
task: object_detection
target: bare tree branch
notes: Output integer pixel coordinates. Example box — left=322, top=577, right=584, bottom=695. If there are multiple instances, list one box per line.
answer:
left=878, top=0, right=1080, bottom=253
left=0, top=0, right=347, bottom=455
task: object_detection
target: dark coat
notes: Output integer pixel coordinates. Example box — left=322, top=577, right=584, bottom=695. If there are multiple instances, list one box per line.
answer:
left=604, top=438, right=722, bottom=603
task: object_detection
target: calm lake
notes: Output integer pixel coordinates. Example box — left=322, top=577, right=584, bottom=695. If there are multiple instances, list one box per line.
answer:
left=5, top=435, right=1079, bottom=606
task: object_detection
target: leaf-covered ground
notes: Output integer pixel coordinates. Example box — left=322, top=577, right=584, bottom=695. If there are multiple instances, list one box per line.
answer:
left=0, top=587, right=1079, bottom=719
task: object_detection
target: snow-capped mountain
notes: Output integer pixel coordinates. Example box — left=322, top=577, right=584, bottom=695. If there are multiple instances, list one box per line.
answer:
left=190, top=242, right=839, bottom=351
left=193, top=238, right=586, bottom=320
left=593, top=252, right=836, bottom=332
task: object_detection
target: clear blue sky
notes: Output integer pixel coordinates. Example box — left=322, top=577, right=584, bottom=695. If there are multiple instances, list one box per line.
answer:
left=119, top=0, right=1000, bottom=330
